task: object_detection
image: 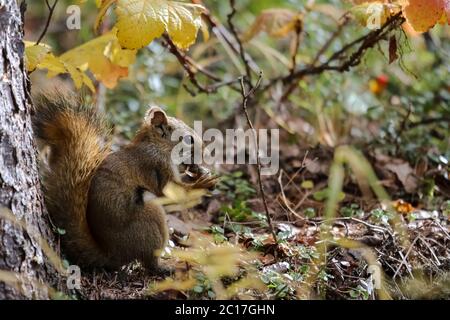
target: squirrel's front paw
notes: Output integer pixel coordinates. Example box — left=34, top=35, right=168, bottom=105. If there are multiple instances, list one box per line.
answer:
left=192, top=174, right=219, bottom=190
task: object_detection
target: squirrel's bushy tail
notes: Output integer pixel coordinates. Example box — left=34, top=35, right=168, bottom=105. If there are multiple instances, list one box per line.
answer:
left=33, top=91, right=110, bottom=266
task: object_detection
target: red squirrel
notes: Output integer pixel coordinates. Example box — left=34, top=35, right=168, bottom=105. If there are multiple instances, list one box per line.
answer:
left=33, top=91, right=217, bottom=273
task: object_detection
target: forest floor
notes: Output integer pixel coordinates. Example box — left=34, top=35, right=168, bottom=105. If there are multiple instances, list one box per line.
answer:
left=77, top=128, right=450, bottom=300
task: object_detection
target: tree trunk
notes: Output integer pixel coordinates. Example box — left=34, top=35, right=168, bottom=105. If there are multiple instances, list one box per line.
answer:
left=0, top=0, right=56, bottom=299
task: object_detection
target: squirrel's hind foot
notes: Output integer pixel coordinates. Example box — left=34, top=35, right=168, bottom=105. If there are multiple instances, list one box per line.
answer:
left=147, top=264, right=175, bottom=278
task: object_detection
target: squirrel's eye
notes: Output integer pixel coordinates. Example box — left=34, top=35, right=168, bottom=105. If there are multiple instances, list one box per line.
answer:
left=183, top=135, right=194, bottom=145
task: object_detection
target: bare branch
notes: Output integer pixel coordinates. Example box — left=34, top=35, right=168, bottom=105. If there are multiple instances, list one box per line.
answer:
left=163, top=34, right=240, bottom=95
left=265, top=13, right=405, bottom=93
left=36, top=0, right=59, bottom=45
left=289, top=18, right=303, bottom=76
left=239, top=72, right=278, bottom=243
left=227, top=0, right=253, bottom=85
left=311, top=16, right=351, bottom=67
left=278, top=15, right=350, bottom=103
left=395, top=103, right=412, bottom=154
left=408, top=116, right=450, bottom=128
left=201, top=11, right=260, bottom=74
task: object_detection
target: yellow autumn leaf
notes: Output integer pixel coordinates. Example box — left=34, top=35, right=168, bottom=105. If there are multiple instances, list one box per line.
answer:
left=38, top=54, right=68, bottom=77
left=96, top=0, right=204, bottom=50
left=58, top=30, right=135, bottom=68
left=26, top=31, right=134, bottom=91
left=90, top=57, right=129, bottom=89
left=35, top=52, right=96, bottom=92
left=165, top=1, right=203, bottom=49
left=26, top=43, right=93, bottom=91
left=58, top=30, right=136, bottom=88
left=104, top=39, right=136, bottom=67
left=152, top=182, right=206, bottom=212
left=242, top=9, right=303, bottom=42
left=114, top=0, right=166, bottom=50
left=24, top=42, right=51, bottom=72
left=65, top=63, right=92, bottom=91
left=349, top=0, right=449, bottom=33
left=55, top=30, right=136, bottom=88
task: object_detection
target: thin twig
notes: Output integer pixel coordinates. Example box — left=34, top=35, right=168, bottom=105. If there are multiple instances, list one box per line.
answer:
left=418, top=236, right=441, bottom=267
left=202, top=12, right=260, bottom=73
left=163, top=35, right=240, bottom=95
left=36, top=0, right=59, bottom=45
left=393, top=235, right=419, bottom=279
left=423, top=237, right=449, bottom=253
left=163, top=35, right=208, bottom=93
left=264, top=13, right=404, bottom=93
left=239, top=72, right=278, bottom=243
left=311, top=16, right=350, bottom=66
left=276, top=16, right=350, bottom=104
left=276, top=153, right=309, bottom=218
left=432, top=219, right=450, bottom=240
left=316, top=216, right=395, bottom=240
left=395, top=103, right=412, bottom=154
left=227, top=0, right=253, bottom=85
left=277, top=170, right=306, bottom=221
left=289, top=19, right=303, bottom=76
left=185, top=56, right=221, bottom=82
left=408, top=116, right=450, bottom=128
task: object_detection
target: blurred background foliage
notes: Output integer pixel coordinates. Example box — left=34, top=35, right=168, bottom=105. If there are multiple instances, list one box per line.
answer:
left=26, top=0, right=449, bottom=159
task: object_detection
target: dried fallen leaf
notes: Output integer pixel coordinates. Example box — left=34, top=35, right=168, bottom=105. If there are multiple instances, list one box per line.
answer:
left=385, top=160, right=419, bottom=193
left=393, top=199, right=414, bottom=214
left=389, top=35, right=399, bottom=64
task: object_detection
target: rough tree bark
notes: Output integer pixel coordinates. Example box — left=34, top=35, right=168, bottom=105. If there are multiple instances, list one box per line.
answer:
left=0, top=0, right=56, bottom=299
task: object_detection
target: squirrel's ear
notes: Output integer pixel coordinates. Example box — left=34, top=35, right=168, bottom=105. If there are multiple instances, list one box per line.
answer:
left=145, top=106, right=168, bottom=127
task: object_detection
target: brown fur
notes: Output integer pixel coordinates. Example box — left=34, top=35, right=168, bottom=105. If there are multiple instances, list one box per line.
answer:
left=33, top=91, right=217, bottom=271
left=33, top=92, right=111, bottom=266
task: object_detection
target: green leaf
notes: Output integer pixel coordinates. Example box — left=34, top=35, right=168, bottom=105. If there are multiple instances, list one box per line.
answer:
left=301, top=180, right=314, bottom=189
